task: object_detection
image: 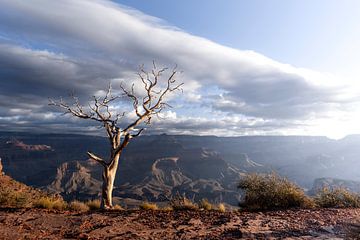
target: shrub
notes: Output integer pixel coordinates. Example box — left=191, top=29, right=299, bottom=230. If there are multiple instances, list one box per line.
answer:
left=0, top=190, right=29, bottom=208
left=161, top=206, right=173, bottom=211
left=217, top=203, right=226, bottom=213
left=315, top=187, right=360, bottom=208
left=139, top=202, right=158, bottom=210
left=69, top=201, right=90, bottom=212
left=198, top=199, right=212, bottom=211
left=34, top=197, right=67, bottom=210
left=52, top=200, right=68, bottom=210
left=113, top=204, right=123, bottom=210
left=170, top=194, right=198, bottom=210
left=33, top=197, right=54, bottom=209
left=86, top=199, right=101, bottom=210
left=238, top=173, right=315, bottom=211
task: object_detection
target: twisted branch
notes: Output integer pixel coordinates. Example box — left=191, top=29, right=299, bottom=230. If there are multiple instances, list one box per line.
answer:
left=50, top=63, right=183, bottom=167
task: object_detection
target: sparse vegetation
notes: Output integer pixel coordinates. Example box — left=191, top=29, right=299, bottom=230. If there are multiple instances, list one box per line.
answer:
left=68, top=200, right=90, bottom=212
left=33, top=197, right=55, bottom=209
left=0, top=189, right=29, bottom=208
left=139, top=202, right=159, bottom=210
left=113, top=204, right=123, bottom=210
left=161, top=206, right=173, bottom=211
left=86, top=199, right=101, bottom=210
left=0, top=175, right=48, bottom=208
left=238, top=173, right=315, bottom=211
left=52, top=199, right=68, bottom=210
left=170, top=194, right=198, bottom=210
left=34, top=197, right=67, bottom=210
left=315, top=187, right=360, bottom=208
left=198, top=199, right=213, bottom=210
left=217, top=203, right=226, bottom=213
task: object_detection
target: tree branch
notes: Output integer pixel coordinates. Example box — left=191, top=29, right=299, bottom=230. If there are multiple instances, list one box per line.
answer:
left=87, top=151, right=107, bottom=167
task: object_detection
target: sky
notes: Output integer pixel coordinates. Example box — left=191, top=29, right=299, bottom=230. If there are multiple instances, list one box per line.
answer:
left=1, top=0, right=360, bottom=139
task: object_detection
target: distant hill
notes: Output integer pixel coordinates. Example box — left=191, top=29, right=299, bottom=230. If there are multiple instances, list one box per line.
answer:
left=1, top=131, right=360, bottom=206
left=310, top=177, right=360, bottom=195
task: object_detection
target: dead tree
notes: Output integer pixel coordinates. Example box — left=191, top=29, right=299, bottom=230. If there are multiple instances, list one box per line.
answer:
left=49, top=64, right=183, bottom=209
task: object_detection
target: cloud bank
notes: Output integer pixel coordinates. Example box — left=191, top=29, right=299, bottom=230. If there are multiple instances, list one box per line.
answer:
left=0, top=0, right=359, bottom=138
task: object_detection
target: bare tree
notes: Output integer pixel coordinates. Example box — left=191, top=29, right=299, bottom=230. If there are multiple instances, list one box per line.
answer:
left=49, top=63, right=183, bottom=209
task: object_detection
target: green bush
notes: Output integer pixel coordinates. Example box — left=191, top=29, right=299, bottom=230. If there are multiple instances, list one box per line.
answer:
left=238, top=173, right=315, bottom=211
left=198, top=199, right=213, bottom=211
left=139, top=202, right=158, bottom=210
left=170, top=194, right=198, bottom=210
left=315, top=187, right=360, bottom=208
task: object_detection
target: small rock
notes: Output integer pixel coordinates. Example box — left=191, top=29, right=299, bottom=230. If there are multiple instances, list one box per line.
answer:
left=308, top=230, right=320, bottom=237
left=321, top=225, right=335, bottom=234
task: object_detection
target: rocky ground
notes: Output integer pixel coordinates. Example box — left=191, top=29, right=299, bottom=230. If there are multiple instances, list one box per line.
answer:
left=1, top=208, right=360, bottom=239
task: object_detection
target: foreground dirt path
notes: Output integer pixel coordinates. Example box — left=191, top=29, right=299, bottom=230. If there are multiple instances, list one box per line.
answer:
left=0, top=208, right=360, bottom=239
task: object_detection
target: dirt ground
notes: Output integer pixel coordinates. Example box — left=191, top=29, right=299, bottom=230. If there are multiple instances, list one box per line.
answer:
left=1, top=208, right=360, bottom=239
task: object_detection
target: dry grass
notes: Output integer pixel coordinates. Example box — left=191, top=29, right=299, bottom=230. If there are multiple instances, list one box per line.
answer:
left=139, top=202, right=159, bottom=210
left=0, top=189, right=29, bottom=208
left=68, top=201, right=90, bottom=212
left=238, top=173, right=315, bottom=211
left=0, top=175, right=49, bottom=208
left=34, top=197, right=67, bottom=210
left=161, top=206, right=173, bottom=211
left=112, top=204, right=123, bottom=210
left=217, top=203, right=226, bottom=213
left=315, top=187, right=360, bottom=208
left=170, top=194, right=198, bottom=211
left=86, top=199, right=101, bottom=210
left=198, top=199, right=213, bottom=211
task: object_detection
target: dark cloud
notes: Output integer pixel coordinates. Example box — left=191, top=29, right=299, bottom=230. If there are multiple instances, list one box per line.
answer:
left=0, top=0, right=357, bottom=137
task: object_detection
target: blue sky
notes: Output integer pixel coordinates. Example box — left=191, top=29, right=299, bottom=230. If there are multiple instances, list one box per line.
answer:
left=1, top=0, right=360, bottom=139
left=117, top=0, right=360, bottom=73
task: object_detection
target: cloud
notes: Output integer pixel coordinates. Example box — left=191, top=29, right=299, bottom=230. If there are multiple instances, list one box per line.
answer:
left=0, top=0, right=359, bottom=138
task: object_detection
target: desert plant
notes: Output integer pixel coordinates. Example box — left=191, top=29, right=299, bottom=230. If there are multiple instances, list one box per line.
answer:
left=161, top=206, right=173, bottom=211
left=53, top=200, right=68, bottom=210
left=112, top=204, right=123, bottom=210
left=315, top=187, right=360, bottom=208
left=86, top=199, right=101, bottom=210
left=139, top=202, right=158, bottom=210
left=217, top=203, right=226, bottom=213
left=33, top=197, right=54, bottom=209
left=198, top=199, right=212, bottom=211
left=170, top=194, right=198, bottom=210
left=0, top=189, right=29, bottom=208
left=34, top=197, right=67, bottom=210
left=238, top=173, right=315, bottom=211
left=69, top=201, right=90, bottom=212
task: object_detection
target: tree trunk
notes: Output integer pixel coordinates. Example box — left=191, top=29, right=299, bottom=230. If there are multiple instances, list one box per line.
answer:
left=100, top=154, right=120, bottom=209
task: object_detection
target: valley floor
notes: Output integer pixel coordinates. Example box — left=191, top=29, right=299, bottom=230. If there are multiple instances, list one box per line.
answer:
left=0, top=208, right=360, bottom=239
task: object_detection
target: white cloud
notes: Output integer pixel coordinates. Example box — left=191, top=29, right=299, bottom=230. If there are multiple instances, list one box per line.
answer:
left=0, top=0, right=359, bottom=138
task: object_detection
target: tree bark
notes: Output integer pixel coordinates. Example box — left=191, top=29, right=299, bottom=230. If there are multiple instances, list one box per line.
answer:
left=100, top=153, right=120, bottom=209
